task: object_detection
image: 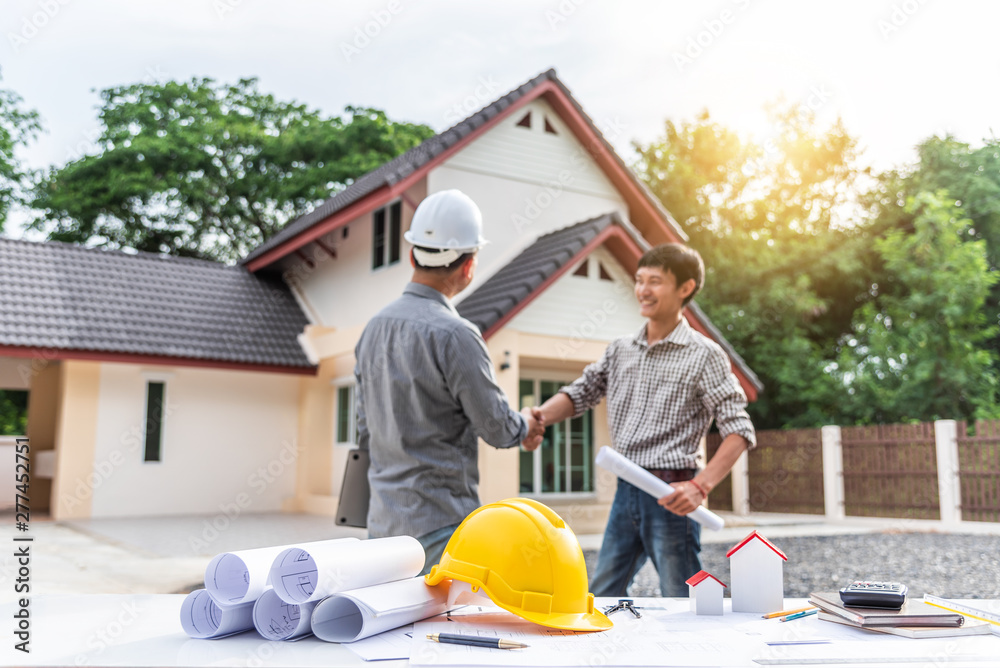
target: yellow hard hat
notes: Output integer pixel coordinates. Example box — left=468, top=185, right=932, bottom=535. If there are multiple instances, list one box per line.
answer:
left=425, top=497, right=612, bottom=632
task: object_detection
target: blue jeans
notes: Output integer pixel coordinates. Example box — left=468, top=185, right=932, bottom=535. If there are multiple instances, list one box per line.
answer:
left=416, top=523, right=460, bottom=576
left=590, top=480, right=702, bottom=597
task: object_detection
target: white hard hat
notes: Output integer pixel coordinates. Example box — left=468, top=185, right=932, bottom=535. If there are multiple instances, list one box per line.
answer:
left=404, top=190, right=488, bottom=267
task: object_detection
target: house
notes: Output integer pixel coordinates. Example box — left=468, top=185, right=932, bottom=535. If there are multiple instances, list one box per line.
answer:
left=726, top=530, right=787, bottom=613
left=0, top=69, right=762, bottom=530
left=686, top=570, right=726, bottom=616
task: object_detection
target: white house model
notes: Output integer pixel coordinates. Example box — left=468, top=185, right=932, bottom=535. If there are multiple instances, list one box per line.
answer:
left=686, top=570, right=726, bottom=616
left=726, top=530, right=787, bottom=613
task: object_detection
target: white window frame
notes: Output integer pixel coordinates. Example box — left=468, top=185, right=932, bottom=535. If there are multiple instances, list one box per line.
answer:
left=371, top=199, right=403, bottom=271
left=140, top=370, right=173, bottom=465
left=518, top=373, right=597, bottom=500
left=332, top=377, right=358, bottom=447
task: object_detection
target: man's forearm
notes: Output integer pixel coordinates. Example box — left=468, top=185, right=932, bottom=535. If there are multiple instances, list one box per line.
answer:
left=537, top=391, right=576, bottom=426
left=693, top=433, right=749, bottom=494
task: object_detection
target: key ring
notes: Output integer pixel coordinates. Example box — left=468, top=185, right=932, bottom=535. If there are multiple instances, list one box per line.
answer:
left=603, top=598, right=642, bottom=618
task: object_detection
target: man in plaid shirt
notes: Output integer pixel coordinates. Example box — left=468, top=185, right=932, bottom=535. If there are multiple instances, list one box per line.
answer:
left=536, top=243, right=756, bottom=596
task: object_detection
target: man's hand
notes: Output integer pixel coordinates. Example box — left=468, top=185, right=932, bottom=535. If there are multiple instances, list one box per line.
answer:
left=520, top=407, right=545, bottom=451
left=658, top=481, right=704, bottom=516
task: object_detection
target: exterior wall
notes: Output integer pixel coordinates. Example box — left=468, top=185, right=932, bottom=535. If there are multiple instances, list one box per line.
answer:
left=478, top=328, right=525, bottom=506
left=51, top=361, right=100, bottom=519
left=486, top=329, right=617, bottom=536
left=429, top=99, right=628, bottom=291
left=71, top=363, right=301, bottom=518
left=288, top=324, right=366, bottom=516
left=289, top=180, right=427, bottom=330
left=25, top=359, right=61, bottom=513
left=281, top=97, right=630, bottom=330
left=0, top=356, right=33, bottom=390
left=445, top=98, right=619, bottom=202
left=507, top=246, right=644, bottom=343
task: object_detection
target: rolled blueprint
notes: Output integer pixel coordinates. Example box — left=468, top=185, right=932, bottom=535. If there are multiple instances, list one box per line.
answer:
left=205, top=538, right=358, bottom=605
left=269, top=535, right=425, bottom=604
left=311, top=577, right=451, bottom=643
left=180, top=589, right=255, bottom=639
left=595, top=446, right=725, bottom=531
left=252, top=587, right=317, bottom=641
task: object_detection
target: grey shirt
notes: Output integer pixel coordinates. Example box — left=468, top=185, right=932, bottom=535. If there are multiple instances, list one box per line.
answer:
left=354, top=282, right=528, bottom=539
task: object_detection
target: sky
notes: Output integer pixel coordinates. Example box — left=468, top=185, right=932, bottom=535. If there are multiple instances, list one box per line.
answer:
left=2, top=0, right=999, bottom=237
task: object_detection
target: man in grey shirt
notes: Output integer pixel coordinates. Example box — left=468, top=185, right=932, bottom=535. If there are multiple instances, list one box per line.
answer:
left=354, top=190, right=544, bottom=574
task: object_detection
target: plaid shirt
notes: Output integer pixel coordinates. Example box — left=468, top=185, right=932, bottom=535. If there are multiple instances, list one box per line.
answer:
left=560, top=318, right=756, bottom=470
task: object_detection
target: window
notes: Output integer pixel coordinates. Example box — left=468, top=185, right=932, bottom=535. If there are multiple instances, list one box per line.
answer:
left=571, top=257, right=614, bottom=282
left=518, top=378, right=594, bottom=495
left=335, top=384, right=359, bottom=445
left=372, top=201, right=402, bottom=270
left=0, top=389, right=29, bottom=436
left=143, top=381, right=165, bottom=462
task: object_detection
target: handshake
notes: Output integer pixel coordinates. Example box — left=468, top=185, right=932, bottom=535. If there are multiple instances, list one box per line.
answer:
left=519, top=406, right=546, bottom=451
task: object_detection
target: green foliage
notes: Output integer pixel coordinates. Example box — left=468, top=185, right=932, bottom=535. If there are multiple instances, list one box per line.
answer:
left=886, top=137, right=1000, bottom=366
left=0, top=390, right=28, bottom=436
left=0, top=71, right=43, bottom=232
left=638, top=106, right=1000, bottom=428
left=30, top=77, right=434, bottom=262
left=835, top=192, right=999, bottom=423
left=636, top=106, right=871, bottom=428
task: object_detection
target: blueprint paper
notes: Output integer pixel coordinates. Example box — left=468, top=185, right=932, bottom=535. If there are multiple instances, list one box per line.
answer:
left=179, top=589, right=255, bottom=639
left=410, top=615, right=757, bottom=666
left=269, top=535, right=425, bottom=604
left=595, top=446, right=725, bottom=531
left=204, top=539, right=357, bottom=605
left=311, top=576, right=451, bottom=643
left=252, top=587, right=317, bottom=640
left=342, top=624, right=417, bottom=661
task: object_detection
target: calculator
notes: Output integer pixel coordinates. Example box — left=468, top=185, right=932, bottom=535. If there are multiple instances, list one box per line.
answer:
left=839, top=581, right=908, bottom=609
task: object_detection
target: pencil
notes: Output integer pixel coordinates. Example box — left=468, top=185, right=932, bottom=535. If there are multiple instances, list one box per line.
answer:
left=779, top=608, right=818, bottom=622
left=762, top=605, right=816, bottom=619
left=426, top=633, right=529, bottom=650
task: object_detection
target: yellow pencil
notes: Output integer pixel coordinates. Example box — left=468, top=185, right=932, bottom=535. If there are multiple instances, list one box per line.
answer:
left=762, top=605, right=816, bottom=619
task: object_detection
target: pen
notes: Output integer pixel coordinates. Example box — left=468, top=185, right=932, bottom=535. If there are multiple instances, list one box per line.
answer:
left=762, top=605, right=816, bottom=619
left=426, top=633, right=529, bottom=650
left=779, top=608, right=818, bottom=622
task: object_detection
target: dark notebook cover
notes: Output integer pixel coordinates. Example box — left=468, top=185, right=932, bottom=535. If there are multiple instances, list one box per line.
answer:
left=809, top=591, right=965, bottom=627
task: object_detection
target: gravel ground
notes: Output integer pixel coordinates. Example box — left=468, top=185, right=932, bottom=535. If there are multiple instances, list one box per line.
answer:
left=584, top=532, right=1000, bottom=599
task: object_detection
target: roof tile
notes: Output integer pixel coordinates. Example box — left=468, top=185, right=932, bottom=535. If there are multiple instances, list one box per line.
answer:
left=0, top=237, right=313, bottom=369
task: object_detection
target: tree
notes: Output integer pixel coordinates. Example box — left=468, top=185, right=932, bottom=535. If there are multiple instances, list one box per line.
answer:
left=835, top=192, right=999, bottom=423
left=886, top=136, right=1000, bottom=370
left=0, top=390, right=28, bottom=436
left=31, top=77, right=434, bottom=262
left=636, top=106, right=871, bottom=428
left=0, top=71, right=42, bottom=233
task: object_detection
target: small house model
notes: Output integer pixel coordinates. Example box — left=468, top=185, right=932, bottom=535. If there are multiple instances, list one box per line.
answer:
left=686, top=570, right=726, bottom=616
left=726, top=530, right=787, bottom=613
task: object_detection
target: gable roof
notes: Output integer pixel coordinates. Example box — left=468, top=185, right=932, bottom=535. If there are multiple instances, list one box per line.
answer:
left=0, top=237, right=314, bottom=373
left=725, top=530, right=788, bottom=561
left=241, top=68, right=687, bottom=272
left=686, top=570, right=727, bottom=588
left=456, top=213, right=763, bottom=400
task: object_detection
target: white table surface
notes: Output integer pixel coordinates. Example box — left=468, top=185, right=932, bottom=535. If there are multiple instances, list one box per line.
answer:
left=3, top=595, right=999, bottom=667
